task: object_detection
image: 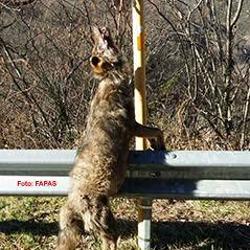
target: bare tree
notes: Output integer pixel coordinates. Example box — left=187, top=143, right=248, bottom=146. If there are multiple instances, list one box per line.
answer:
left=1, top=0, right=249, bottom=150
left=0, top=0, right=132, bottom=148
left=147, top=0, right=248, bottom=149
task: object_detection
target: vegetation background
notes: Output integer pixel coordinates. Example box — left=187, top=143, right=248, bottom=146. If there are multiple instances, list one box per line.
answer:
left=0, top=0, right=249, bottom=249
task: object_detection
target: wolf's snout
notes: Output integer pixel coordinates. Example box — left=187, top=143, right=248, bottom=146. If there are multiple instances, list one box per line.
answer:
left=91, top=56, right=100, bottom=67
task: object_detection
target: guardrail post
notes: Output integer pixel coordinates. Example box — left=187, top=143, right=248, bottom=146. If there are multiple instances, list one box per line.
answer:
left=132, top=0, right=152, bottom=249
left=138, top=198, right=152, bottom=250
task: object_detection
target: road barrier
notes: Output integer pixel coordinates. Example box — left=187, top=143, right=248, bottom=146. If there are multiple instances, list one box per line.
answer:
left=0, top=149, right=250, bottom=246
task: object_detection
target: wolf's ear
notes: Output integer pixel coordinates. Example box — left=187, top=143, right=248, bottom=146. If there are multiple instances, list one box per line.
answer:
left=100, top=27, right=110, bottom=39
left=100, top=27, right=119, bottom=53
left=92, top=26, right=118, bottom=53
left=91, top=26, right=108, bottom=50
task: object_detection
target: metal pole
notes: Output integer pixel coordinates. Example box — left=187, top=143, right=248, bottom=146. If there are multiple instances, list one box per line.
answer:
left=132, top=0, right=152, bottom=249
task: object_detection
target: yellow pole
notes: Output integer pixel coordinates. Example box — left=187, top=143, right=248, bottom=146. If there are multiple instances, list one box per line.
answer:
left=132, top=1, right=152, bottom=249
left=132, top=0, right=147, bottom=150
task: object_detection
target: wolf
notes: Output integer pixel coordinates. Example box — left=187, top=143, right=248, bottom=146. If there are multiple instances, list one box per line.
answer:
left=56, top=27, right=165, bottom=250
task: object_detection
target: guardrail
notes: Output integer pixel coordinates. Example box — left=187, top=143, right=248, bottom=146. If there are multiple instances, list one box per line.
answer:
left=0, top=149, right=250, bottom=249
left=0, top=150, right=250, bottom=199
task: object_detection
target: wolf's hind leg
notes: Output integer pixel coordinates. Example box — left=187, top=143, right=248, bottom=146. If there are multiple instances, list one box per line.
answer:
left=56, top=201, right=82, bottom=250
left=80, top=195, right=118, bottom=250
left=99, top=203, right=118, bottom=250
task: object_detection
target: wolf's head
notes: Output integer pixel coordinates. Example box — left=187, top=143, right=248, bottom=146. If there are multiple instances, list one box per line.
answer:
left=90, top=27, right=124, bottom=78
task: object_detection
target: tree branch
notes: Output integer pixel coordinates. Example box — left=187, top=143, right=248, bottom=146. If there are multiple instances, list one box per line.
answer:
left=231, top=0, right=244, bottom=27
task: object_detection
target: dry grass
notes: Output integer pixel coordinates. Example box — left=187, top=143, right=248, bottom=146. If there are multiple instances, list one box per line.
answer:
left=0, top=197, right=249, bottom=250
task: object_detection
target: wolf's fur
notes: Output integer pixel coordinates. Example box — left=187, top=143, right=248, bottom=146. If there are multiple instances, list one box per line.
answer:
left=57, top=27, right=165, bottom=250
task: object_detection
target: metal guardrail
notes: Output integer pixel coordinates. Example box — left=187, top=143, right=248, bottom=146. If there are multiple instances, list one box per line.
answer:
left=0, top=150, right=250, bottom=200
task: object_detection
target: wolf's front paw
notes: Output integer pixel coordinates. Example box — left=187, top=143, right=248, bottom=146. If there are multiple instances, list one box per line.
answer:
left=148, top=138, right=166, bottom=151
